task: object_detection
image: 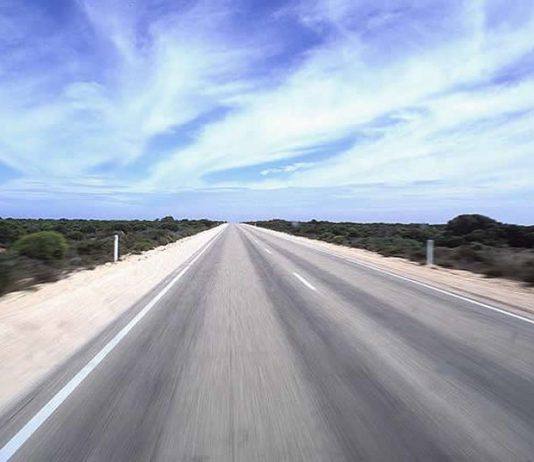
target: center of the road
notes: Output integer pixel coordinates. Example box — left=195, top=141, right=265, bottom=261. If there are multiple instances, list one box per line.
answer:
left=292, top=272, right=318, bottom=292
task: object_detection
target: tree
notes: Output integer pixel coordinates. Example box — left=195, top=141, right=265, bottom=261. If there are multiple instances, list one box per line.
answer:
left=446, top=214, right=499, bottom=236
left=11, top=231, right=68, bottom=262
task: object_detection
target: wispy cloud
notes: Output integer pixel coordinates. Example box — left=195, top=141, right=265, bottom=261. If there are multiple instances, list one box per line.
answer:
left=260, top=162, right=314, bottom=176
left=0, top=0, right=533, bottom=221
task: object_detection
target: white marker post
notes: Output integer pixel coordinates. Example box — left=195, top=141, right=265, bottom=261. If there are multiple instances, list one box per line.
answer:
left=426, top=239, right=434, bottom=266
left=114, top=234, right=119, bottom=262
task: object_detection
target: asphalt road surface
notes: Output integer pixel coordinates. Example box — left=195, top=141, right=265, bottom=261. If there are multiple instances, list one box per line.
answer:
left=1, top=224, right=534, bottom=461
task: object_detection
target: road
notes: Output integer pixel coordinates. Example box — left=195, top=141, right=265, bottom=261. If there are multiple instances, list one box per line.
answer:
left=1, top=223, right=534, bottom=461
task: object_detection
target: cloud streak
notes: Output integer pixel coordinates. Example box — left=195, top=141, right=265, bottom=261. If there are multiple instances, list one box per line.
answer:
left=0, top=0, right=533, bottom=222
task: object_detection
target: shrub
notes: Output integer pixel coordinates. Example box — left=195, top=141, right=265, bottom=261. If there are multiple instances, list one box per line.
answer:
left=0, top=255, right=13, bottom=294
left=11, top=231, right=68, bottom=262
left=446, top=214, right=499, bottom=236
left=521, top=260, right=534, bottom=285
left=76, top=238, right=107, bottom=256
left=130, top=240, right=154, bottom=253
left=452, top=245, right=484, bottom=262
left=331, top=235, right=345, bottom=245
left=0, top=221, right=24, bottom=246
left=66, top=230, right=85, bottom=240
left=483, top=267, right=505, bottom=278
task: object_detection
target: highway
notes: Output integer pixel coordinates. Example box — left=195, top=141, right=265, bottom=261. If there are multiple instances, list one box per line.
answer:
left=1, top=223, right=534, bottom=461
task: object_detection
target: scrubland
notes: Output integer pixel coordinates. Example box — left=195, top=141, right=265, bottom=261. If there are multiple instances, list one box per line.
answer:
left=250, top=215, right=534, bottom=285
left=0, top=217, right=222, bottom=295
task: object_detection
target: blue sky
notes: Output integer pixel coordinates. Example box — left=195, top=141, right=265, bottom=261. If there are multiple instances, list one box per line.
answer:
left=1, top=0, right=533, bottom=223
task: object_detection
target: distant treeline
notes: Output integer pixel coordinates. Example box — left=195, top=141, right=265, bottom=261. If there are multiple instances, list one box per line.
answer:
left=248, top=215, right=534, bottom=285
left=0, top=217, right=222, bottom=295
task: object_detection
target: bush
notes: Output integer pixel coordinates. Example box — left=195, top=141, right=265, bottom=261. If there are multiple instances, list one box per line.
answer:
left=66, top=230, right=85, bottom=240
left=331, top=235, right=345, bottom=245
left=130, top=240, right=154, bottom=253
left=446, top=214, right=499, bottom=236
left=452, top=245, right=484, bottom=262
left=76, top=238, right=107, bottom=256
left=0, top=255, right=13, bottom=294
left=521, top=260, right=534, bottom=285
left=11, top=231, right=68, bottom=262
left=0, top=221, right=24, bottom=246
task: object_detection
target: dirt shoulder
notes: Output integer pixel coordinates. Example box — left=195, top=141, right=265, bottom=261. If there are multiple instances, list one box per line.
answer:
left=0, top=225, right=224, bottom=414
left=252, top=225, right=534, bottom=317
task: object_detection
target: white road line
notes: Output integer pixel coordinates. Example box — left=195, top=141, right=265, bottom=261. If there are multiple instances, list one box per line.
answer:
left=307, top=247, right=534, bottom=326
left=243, top=230, right=271, bottom=254
left=343, top=259, right=534, bottom=326
left=292, top=272, right=318, bottom=292
left=0, top=227, right=225, bottom=462
left=248, top=225, right=534, bottom=326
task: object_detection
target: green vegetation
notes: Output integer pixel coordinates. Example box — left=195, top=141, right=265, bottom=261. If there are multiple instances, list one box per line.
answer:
left=249, top=214, right=534, bottom=285
left=12, top=231, right=68, bottom=262
left=0, top=217, right=222, bottom=295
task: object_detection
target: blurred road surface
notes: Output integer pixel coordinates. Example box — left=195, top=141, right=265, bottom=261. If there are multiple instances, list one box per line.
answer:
left=2, top=224, right=534, bottom=461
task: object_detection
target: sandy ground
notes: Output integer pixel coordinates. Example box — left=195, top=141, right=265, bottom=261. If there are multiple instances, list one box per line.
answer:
left=252, top=226, right=534, bottom=317
left=0, top=225, right=224, bottom=414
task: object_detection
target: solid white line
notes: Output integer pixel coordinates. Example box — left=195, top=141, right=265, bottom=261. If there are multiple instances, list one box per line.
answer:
left=0, top=227, right=224, bottom=462
left=345, top=260, right=534, bottom=326
left=308, top=247, right=534, bottom=326
left=263, top=248, right=272, bottom=255
left=249, top=225, right=534, bottom=326
left=292, top=272, right=318, bottom=292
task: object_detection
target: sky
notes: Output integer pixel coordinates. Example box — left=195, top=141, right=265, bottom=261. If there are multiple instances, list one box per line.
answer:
left=0, top=0, right=533, bottom=223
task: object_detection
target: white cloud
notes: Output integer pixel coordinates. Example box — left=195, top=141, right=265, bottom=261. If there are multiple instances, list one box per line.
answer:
left=142, top=0, right=534, bottom=198
left=260, top=162, right=314, bottom=176
left=0, top=0, right=267, bottom=177
left=1, top=0, right=534, bottom=220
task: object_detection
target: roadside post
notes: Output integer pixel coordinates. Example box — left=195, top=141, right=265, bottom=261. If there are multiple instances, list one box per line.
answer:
left=426, top=239, right=434, bottom=266
left=114, top=234, right=119, bottom=262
